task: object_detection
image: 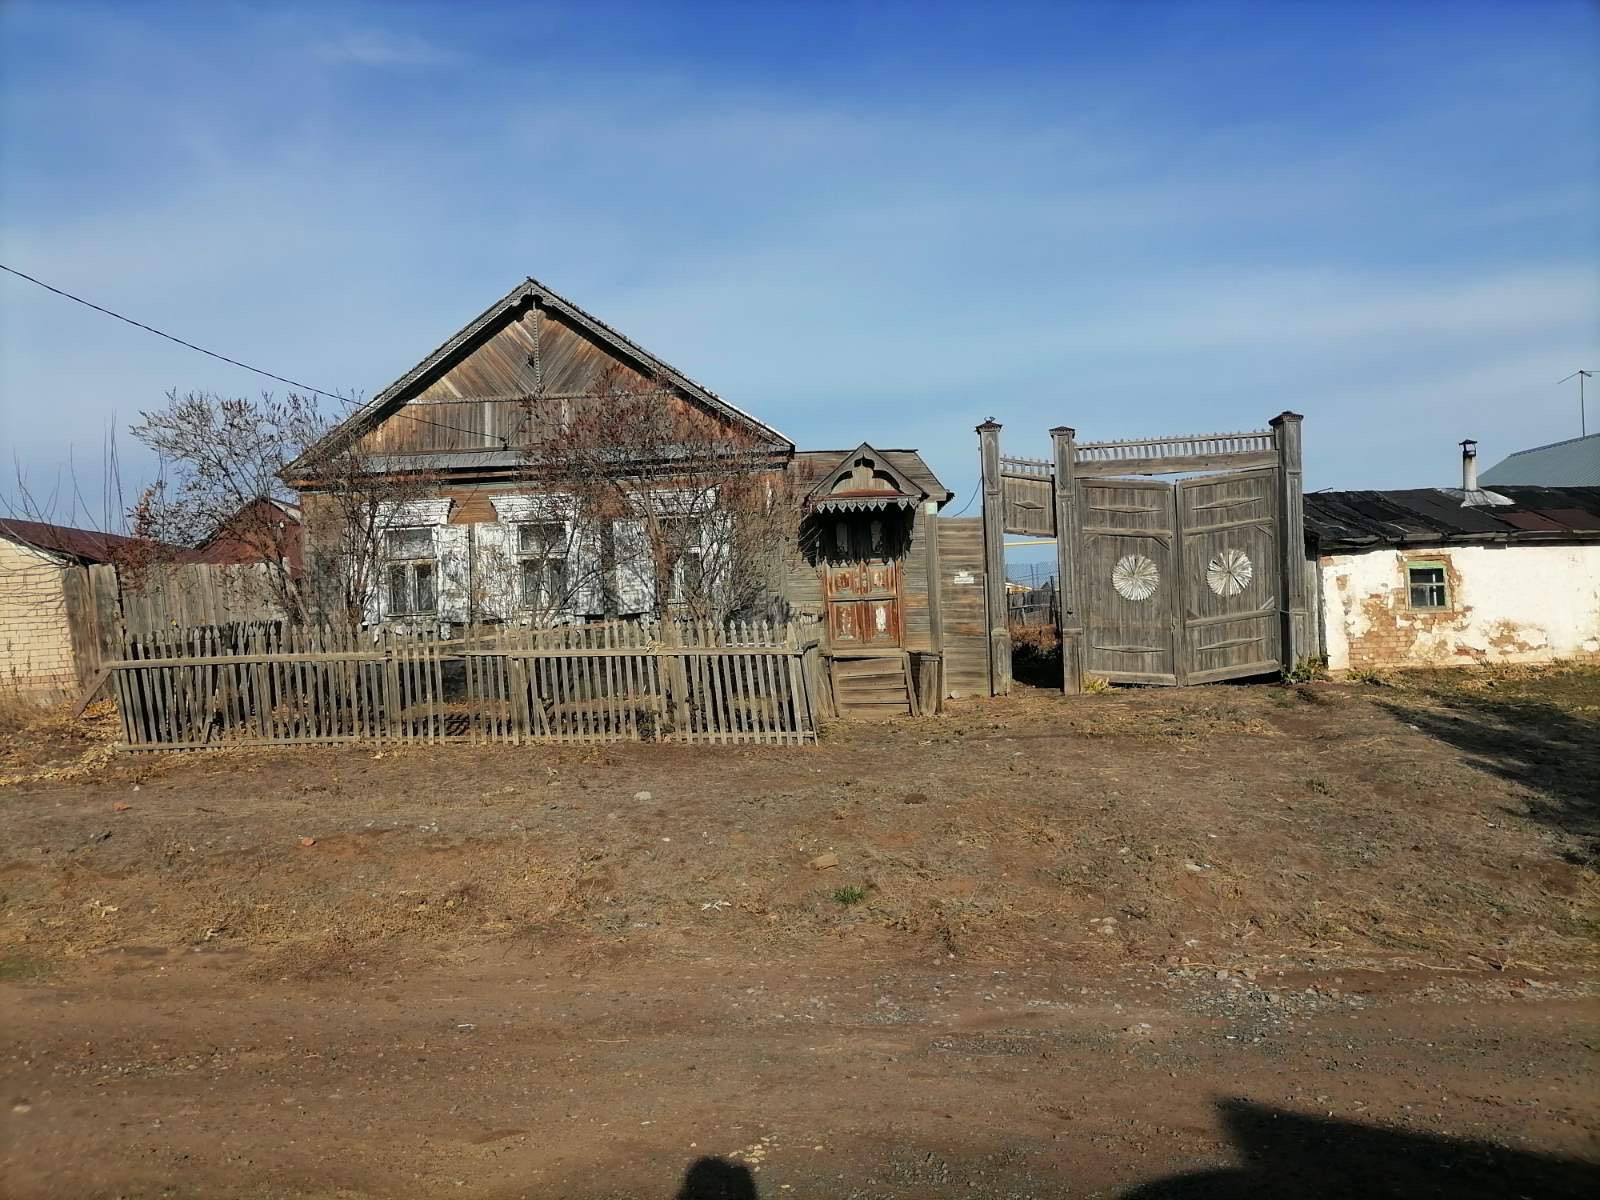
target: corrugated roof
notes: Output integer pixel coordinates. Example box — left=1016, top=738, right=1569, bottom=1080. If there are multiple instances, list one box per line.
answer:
left=1480, top=433, right=1600, bottom=486
left=1305, top=486, right=1600, bottom=551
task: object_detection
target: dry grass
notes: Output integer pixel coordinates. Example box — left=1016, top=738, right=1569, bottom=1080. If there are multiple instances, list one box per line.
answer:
left=0, top=698, right=122, bottom=787
left=1, top=666, right=1595, bottom=980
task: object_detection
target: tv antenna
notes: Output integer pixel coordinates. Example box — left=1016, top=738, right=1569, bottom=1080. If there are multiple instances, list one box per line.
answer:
left=1559, top=369, right=1593, bottom=436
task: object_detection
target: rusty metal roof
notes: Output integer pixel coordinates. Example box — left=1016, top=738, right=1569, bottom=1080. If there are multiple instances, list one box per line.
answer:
left=1305, top=486, right=1600, bottom=551
left=0, top=518, right=161, bottom=564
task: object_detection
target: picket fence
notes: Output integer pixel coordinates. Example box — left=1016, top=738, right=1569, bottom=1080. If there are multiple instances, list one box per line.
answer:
left=105, top=619, right=821, bottom=750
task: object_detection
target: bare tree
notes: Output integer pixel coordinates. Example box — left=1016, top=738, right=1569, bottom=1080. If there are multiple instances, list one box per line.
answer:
left=130, top=390, right=436, bottom=630
left=520, top=365, right=801, bottom=626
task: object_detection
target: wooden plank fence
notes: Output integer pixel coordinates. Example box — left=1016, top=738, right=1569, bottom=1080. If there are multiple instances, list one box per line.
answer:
left=104, top=619, right=818, bottom=750
left=117, top=562, right=283, bottom=636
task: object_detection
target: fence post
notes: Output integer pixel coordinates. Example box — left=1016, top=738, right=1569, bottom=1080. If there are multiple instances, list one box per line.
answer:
left=976, top=419, right=1012, bottom=696
left=923, top=503, right=945, bottom=710
left=1050, top=426, right=1084, bottom=695
left=1270, top=411, right=1306, bottom=676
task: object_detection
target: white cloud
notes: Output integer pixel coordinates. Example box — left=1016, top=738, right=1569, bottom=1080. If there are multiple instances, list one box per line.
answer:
left=312, top=30, right=459, bottom=68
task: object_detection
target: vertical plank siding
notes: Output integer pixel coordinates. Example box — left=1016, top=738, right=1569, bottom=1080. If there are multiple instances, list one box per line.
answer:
left=103, top=619, right=817, bottom=750
left=935, top=517, right=989, bottom=699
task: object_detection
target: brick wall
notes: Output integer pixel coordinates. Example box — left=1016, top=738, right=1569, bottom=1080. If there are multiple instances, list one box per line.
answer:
left=0, top=538, right=77, bottom=695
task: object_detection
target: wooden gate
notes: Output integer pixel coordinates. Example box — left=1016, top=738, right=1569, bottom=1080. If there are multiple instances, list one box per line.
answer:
left=977, top=414, right=1306, bottom=694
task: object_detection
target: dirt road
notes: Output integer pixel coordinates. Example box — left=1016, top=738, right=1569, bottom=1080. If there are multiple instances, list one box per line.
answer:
left=2, top=669, right=1596, bottom=1196
left=4, top=950, right=1596, bottom=1198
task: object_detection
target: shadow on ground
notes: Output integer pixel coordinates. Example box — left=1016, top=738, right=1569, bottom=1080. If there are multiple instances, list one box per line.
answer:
left=1123, top=1099, right=1600, bottom=1199
left=665, top=1102, right=1599, bottom=1199
left=1377, top=691, right=1600, bottom=856
left=674, top=1157, right=757, bottom=1199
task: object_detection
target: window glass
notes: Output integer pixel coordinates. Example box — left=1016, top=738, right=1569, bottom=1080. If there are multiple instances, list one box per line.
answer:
left=414, top=562, right=436, bottom=613
left=1407, top=564, right=1447, bottom=610
left=546, top=558, right=568, bottom=602
left=386, top=527, right=432, bottom=558
left=387, top=563, right=408, bottom=615
left=518, top=521, right=563, bottom=555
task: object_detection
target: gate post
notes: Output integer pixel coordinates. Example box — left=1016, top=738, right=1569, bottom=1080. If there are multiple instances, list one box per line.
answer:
left=1049, top=426, right=1084, bottom=695
left=977, top=419, right=1012, bottom=696
left=1270, top=411, right=1306, bottom=674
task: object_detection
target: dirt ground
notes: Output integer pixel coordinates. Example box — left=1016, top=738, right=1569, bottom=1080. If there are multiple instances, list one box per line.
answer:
left=1, top=666, right=1597, bottom=1198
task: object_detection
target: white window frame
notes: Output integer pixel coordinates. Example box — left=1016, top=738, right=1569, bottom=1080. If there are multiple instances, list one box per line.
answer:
left=516, top=519, right=571, bottom=611
left=383, top=527, right=438, bottom=616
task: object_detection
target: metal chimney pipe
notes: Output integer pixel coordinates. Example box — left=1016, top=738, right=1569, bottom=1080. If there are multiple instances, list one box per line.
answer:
left=1460, top=439, right=1478, bottom=491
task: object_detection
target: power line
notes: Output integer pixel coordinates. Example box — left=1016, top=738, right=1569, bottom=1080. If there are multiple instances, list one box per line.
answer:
left=0, top=262, right=499, bottom=445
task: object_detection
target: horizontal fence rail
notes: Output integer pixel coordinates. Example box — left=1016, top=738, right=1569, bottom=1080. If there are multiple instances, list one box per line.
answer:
left=105, top=619, right=818, bottom=750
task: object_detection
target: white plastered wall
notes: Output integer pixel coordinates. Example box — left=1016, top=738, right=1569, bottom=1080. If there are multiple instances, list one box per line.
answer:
left=1320, top=542, right=1600, bottom=670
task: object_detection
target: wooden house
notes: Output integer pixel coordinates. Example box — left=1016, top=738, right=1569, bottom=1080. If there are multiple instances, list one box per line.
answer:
left=287, top=277, right=988, bottom=714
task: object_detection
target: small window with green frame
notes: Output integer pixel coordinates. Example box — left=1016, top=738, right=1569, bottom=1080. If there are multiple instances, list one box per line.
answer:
left=1406, top=560, right=1449, bottom=611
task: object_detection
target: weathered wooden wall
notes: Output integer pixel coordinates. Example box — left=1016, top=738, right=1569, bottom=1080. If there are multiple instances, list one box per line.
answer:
left=60, top=564, right=124, bottom=685
left=902, top=505, right=934, bottom=653
left=117, top=563, right=284, bottom=636
left=936, top=517, right=988, bottom=698
left=355, top=306, right=693, bottom=456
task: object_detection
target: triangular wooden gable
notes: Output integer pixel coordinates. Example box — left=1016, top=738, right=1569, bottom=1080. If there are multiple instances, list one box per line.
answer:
left=295, top=277, right=790, bottom=470
left=806, top=444, right=930, bottom=513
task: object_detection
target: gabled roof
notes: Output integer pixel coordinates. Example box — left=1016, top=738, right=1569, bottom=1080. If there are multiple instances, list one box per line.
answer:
left=1305, top=486, right=1600, bottom=552
left=797, top=445, right=952, bottom=512
left=295, top=276, right=791, bottom=469
left=1480, top=432, right=1600, bottom=487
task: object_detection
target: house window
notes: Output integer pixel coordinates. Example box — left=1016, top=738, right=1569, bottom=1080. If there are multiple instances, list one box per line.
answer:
left=518, top=521, right=568, bottom=609
left=1407, top=561, right=1449, bottom=610
left=384, top=527, right=436, bottom=615
left=663, top=516, right=706, bottom=599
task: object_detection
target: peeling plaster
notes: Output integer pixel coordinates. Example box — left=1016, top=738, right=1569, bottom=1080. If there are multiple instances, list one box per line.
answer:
left=1320, top=544, right=1600, bottom=670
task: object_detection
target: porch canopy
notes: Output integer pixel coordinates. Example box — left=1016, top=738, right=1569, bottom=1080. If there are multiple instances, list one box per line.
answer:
left=804, top=443, right=930, bottom=515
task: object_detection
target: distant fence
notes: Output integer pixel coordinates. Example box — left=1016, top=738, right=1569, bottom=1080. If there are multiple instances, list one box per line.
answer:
left=117, top=562, right=283, bottom=636
left=105, top=619, right=820, bottom=750
left=1007, top=583, right=1059, bottom=629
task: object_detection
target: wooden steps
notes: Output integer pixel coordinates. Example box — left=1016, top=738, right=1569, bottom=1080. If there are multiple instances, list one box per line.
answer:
left=829, top=652, right=916, bottom=719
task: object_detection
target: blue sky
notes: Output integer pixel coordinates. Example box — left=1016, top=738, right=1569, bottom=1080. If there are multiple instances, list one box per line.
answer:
left=2, top=0, right=1596, bottom=533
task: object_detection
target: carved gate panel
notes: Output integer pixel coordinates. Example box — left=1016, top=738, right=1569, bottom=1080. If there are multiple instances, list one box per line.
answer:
left=1178, top=469, right=1281, bottom=683
left=1079, top=479, right=1179, bottom=684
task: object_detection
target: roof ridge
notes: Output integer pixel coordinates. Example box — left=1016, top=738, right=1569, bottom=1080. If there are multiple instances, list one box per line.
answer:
left=1499, top=431, right=1600, bottom=457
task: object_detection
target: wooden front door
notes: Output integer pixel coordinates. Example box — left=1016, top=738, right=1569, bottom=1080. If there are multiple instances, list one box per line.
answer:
left=823, top=517, right=903, bottom=648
